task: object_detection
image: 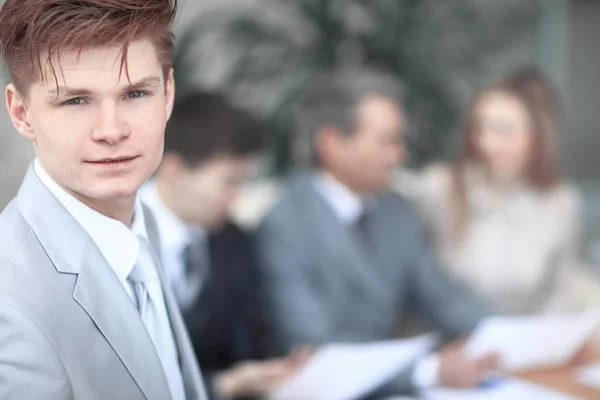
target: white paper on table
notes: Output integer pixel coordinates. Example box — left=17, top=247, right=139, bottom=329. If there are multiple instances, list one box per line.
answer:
left=578, top=362, right=600, bottom=390
left=269, top=333, right=438, bottom=400
left=422, top=377, right=582, bottom=400
left=465, top=311, right=599, bottom=371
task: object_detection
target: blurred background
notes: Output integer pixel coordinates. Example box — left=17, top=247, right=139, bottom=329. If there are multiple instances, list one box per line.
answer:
left=1, top=0, right=599, bottom=269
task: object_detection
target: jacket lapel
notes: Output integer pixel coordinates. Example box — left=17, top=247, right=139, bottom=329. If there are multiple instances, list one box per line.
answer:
left=298, top=174, right=399, bottom=316
left=298, top=175, right=385, bottom=294
left=17, top=166, right=172, bottom=400
left=73, top=243, right=172, bottom=400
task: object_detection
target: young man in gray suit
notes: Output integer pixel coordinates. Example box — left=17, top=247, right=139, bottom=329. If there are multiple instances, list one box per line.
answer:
left=255, top=70, right=499, bottom=395
left=0, top=1, right=206, bottom=399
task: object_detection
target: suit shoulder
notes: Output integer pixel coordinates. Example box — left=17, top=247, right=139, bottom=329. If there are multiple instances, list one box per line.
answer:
left=378, top=191, right=423, bottom=228
left=381, top=190, right=418, bottom=213
left=0, top=209, right=73, bottom=335
left=0, top=201, right=34, bottom=274
left=0, top=199, right=69, bottom=291
left=383, top=190, right=411, bottom=205
left=260, top=177, right=308, bottom=226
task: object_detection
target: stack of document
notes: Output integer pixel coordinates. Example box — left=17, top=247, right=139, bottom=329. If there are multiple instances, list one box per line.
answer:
left=578, top=362, right=600, bottom=390
left=423, top=378, right=582, bottom=400
left=270, top=333, right=437, bottom=400
left=270, top=313, right=598, bottom=399
left=465, top=312, right=599, bottom=371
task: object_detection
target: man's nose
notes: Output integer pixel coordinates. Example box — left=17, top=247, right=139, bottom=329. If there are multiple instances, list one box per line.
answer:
left=91, top=104, right=130, bottom=144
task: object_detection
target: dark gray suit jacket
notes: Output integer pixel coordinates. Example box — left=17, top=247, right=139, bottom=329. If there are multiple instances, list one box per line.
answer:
left=255, top=172, right=490, bottom=393
left=0, top=166, right=207, bottom=400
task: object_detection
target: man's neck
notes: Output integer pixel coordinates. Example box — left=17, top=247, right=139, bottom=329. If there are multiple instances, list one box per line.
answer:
left=68, top=189, right=136, bottom=226
left=34, top=159, right=136, bottom=226
left=321, top=169, right=369, bottom=199
left=156, top=179, right=182, bottom=220
left=155, top=179, right=207, bottom=232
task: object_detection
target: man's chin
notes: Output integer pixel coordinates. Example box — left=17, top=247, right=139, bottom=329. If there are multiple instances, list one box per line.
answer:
left=81, top=184, right=141, bottom=203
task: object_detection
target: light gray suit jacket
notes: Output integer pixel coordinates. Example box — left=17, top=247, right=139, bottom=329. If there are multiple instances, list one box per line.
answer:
left=255, top=172, right=491, bottom=393
left=0, top=166, right=207, bottom=400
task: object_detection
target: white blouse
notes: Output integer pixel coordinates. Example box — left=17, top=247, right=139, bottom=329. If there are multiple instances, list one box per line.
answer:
left=394, top=164, right=581, bottom=315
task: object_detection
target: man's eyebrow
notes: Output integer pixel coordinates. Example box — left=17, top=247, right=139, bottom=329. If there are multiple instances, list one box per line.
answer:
left=45, top=76, right=162, bottom=97
left=123, top=76, right=162, bottom=91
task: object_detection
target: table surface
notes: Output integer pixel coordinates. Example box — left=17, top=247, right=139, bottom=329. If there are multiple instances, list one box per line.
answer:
left=519, top=365, right=600, bottom=400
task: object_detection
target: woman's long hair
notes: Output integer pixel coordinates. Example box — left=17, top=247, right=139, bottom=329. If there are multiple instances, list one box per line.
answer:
left=450, top=67, right=561, bottom=244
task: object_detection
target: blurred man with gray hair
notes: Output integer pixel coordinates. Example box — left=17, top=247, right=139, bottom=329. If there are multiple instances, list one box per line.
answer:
left=255, top=69, right=498, bottom=396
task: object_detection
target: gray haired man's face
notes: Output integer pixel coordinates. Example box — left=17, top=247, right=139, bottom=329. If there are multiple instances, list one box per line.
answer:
left=327, top=95, right=405, bottom=194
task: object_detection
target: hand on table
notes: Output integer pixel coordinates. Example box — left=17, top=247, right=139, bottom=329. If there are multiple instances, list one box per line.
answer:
left=570, top=339, right=600, bottom=366
left=215, top=346, right=313, bottom=398
left=438, top=338, right=500, bottom=388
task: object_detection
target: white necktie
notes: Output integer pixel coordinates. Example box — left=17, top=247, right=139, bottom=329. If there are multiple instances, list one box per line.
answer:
left=129, top=235, right=187, bottom=400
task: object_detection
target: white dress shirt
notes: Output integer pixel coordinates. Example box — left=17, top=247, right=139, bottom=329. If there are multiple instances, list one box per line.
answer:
left=140, top=182, right=208, bottom=304
left=314, top=172, right=440, bottom=389
left=34, top=160, right=187, bottom=400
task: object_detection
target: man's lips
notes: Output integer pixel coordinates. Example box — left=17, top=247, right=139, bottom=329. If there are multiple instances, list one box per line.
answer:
left=85, top=156, right=139, bottom=163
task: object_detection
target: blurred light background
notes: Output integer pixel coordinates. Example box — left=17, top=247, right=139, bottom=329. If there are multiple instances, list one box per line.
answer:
left=1, top=0, right=599, bottom=269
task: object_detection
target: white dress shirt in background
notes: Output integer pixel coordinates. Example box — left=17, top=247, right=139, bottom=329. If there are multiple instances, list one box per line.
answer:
left=140, top=182, right=208, bottom=306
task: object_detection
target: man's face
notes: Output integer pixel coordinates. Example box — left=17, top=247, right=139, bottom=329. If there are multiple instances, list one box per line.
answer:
left=170, top=155, right=257, bottom=232
left=328, top=95, right=405, bottom=193
left=6, top=39, right=174, bottom=205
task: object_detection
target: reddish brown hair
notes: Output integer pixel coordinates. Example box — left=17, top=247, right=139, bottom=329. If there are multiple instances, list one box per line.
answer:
left=450, top=68, right=561, bottom=243
left=0, top=0, right=178, bottom=95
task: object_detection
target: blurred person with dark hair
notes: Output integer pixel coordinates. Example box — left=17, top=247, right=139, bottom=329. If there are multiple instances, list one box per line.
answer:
left=255, top=69, right=499, bottom=396
left=142, top=92, right=308, bottom=400
left=509, top=65, right=559, bottom=124
left=397, top=68, right=578, bottom=315
left=0, top=1, right=209, bottom=399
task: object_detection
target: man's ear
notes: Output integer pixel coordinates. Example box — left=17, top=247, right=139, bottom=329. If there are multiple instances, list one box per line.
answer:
left=6, top=84, right=35, bottom=140
left=165, top=68, right=175, bottom=121
left=316, top=125, right=344, bottom=164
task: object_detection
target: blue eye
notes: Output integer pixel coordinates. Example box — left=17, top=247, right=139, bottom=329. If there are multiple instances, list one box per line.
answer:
left=64, top=97, right=86, bottom=106
left=125, top=90, right=145, bottom=99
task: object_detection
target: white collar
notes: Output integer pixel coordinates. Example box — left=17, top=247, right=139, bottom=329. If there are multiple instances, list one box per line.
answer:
left=34, top=159, right=147, bottom=283
left=140, top=181, right=206, bottom=257
left=314, top=172, right=365, bottom=224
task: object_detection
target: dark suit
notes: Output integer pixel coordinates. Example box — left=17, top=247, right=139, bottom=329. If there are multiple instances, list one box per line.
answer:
left=179, top=222, right=267, bottom=398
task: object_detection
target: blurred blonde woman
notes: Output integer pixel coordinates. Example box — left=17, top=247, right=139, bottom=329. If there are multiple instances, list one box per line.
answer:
left=397, top=67, right=581, bottom=315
